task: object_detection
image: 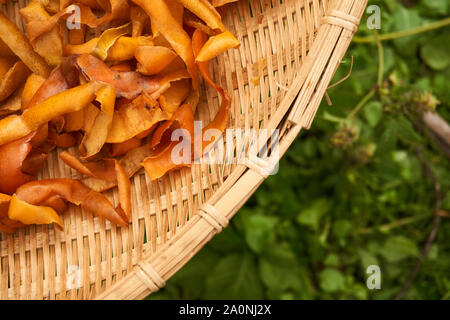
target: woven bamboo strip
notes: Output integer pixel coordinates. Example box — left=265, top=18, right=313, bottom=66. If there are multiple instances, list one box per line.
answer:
left=0, top=0, right=367, bottom=299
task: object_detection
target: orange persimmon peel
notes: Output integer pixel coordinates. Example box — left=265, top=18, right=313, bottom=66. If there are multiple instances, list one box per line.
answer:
left=142, top=103, right=194, bottom=180
left=193, top=29, right=231, bottom=150
left=0, top=0, right=239, bottom=233
left=1, top=192, right=64, bottom=233
left=106, top=93, right=169, bottom=144
left=132, top=0, right=198, bottom=88
left=0, top=81, right=104, bottom=146
left=16, top=178, right=128, bottom=227
left=59, top=151, right=131, bottom=219
left=0, top=132, right=47, bottom=194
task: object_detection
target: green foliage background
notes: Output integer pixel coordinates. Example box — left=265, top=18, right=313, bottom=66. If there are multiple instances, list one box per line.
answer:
left=149, top=0, right=450, bottom=300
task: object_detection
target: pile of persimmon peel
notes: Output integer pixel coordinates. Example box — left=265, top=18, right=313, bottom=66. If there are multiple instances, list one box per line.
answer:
left=0, top=0, right=239, bottom=233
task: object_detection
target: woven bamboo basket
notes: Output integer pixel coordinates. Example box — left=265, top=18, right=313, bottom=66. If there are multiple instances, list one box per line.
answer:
left=0, top=0, right=367, bottom=300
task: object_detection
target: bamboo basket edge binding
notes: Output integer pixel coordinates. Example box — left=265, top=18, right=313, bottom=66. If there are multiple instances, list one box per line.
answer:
left=0, top=0, right=367, bottom=300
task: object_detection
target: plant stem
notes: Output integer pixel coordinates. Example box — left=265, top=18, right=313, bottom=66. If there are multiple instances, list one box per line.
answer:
left=347, top=30, right=384, bottom=119
left=348, top=87, right=376, bottom=119
left=373, top=29, right=384, bottom=88
left=357, top=215, right=427, bottom=235
left=353, top=17, right=450, bottom=43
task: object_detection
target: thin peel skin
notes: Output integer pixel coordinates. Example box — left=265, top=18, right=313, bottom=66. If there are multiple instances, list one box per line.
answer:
left=0, top=0, right=239, bottom=232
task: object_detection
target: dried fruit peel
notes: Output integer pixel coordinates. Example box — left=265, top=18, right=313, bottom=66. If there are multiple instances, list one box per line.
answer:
left=0, top=0, right=239, bottom=232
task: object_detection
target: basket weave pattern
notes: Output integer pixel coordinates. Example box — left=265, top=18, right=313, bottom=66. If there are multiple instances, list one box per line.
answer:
left=0, top=0, right=367, bottom=299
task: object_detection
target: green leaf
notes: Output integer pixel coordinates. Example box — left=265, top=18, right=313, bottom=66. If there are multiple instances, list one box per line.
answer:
left=433, top=72, right=450, bottom=101
left=442, top=192, right=450, bottom=211
left=296, top=198, right=331, bottom=230
left=380, top=235, right=419, bottom=263
left=376, top=118, right=397, bottom=156
left=363, top=101, right=383, bottom=127
left=324, top=253, right=340, bottom=267
left=420, top=0, right=448, bottom=16
left=392, top=7, right=423, bottom=54
left=259, top=244, right=315, bottom=299
left=280, top=293, right=296, bottom=300
left=319, top=268, right=346, bottom=293
left=396, top=115, right=422, bottom=144
left=383, top=47, right=396, bottom=73
left=358, top=249, right=379, bottom=272
left=347, top=283, right=369, bottom=300
left=205, top=254, right=264, bottom=299
left=332, top=219, right=353, bottom=244
left=243, top=215, right=277, bottom=253
left=169, top=249, right=220, bottom=298
left=208, top=225, right=246, bottom=253
left=421, top=33, right=450, bottom=71
left=428, top=244, right=439, bottom=261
